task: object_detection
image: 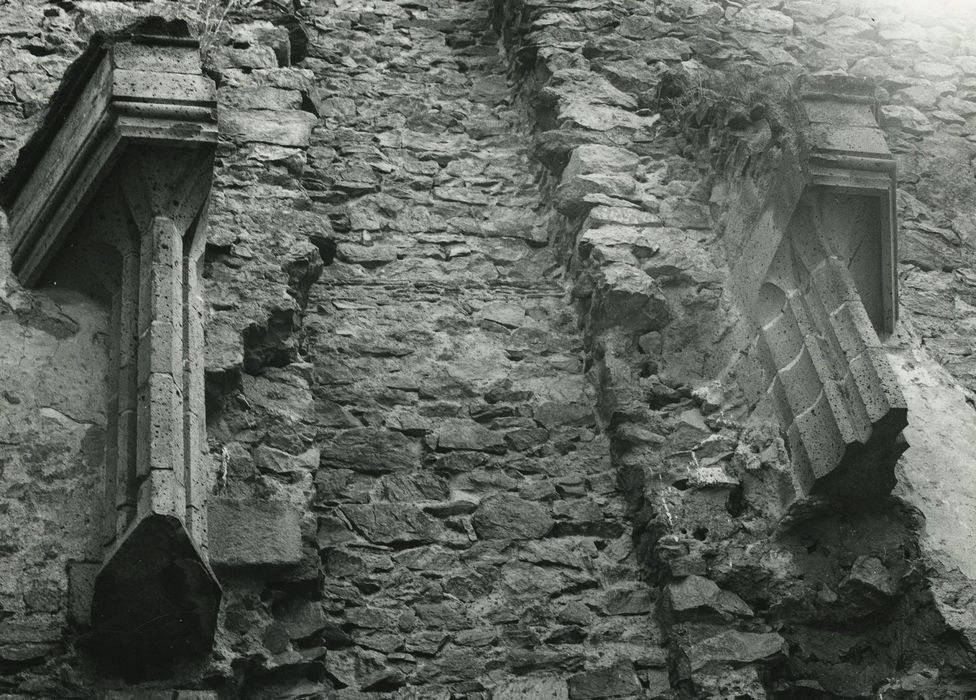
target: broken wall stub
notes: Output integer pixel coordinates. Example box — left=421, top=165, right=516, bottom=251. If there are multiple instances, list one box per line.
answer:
left=729, top=81, right=907, bottom=503
left=0, top=19, right=220, bottom=662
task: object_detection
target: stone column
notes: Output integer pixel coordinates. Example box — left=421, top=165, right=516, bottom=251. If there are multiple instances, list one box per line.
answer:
left=88, top=148, right=218, bottom=661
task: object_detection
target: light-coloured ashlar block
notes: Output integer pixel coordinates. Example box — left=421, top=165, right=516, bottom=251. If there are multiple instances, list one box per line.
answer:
left=208, top=498, right=304, bottom=568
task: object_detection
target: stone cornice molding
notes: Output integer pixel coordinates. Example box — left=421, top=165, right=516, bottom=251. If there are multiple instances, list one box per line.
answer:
left=2, top=17, right=218, bottom=286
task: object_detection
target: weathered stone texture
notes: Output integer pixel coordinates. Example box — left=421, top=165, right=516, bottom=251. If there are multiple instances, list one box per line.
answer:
left=728, top=94, right=909, bottom=500
left=209, top=497, right=303, bottom=567
left=471, top=494, right=554, bottom=540
left=4, top=0, right=976, bottom=697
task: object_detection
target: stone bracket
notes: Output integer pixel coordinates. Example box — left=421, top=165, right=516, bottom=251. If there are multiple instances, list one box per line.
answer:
left=1, top=19, right=221, bottom=663
left=731, top=82, right=907, bottom=502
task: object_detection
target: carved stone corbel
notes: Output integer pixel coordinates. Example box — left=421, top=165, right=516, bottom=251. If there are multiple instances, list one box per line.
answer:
left=730, top=80, right=908, bottom=502
left=1, top=19, right=220, bottom=661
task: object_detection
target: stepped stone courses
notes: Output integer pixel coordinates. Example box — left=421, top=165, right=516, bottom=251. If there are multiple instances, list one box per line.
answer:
left=3, top=0, right=976, bottom=699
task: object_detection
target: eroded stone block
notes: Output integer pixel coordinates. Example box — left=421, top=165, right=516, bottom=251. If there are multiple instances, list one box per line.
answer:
left=587, top=262, right=671, bottom=335
left=555, top=144, right=639, bottom=215
left=664, top=575, right=754, bottom=622
left=687, top=630, right=787, bottom=672
left=219, top=108, right=316, bottom=147
left=568, top=659, right=641, bottom=699
left=472, top=494, right=554, bottom=540
left=339, top=503, right=441, bottom=546
left=493, top=676, right=569, bottom=700
left=209, top=497, right=303, bottom=567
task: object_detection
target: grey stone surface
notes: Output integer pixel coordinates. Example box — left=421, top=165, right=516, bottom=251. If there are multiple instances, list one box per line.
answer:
left=730, top=7, right=794, bottom=33
left=208, top=497, right=303, bottom=567
left=319, top=428, right=422, bottom=474
left=340, top=503, right=442, bottom=545
left=665, top=575, right=754, bottom=621
left=472, top=494, right=554, bottom=540
left=493, top=676, right=569, bottom=700
left=687, top=630, right=788, bottom=672
left=3, top=0, right=976, bottom=697
left=587, top=262, right=671, bottom=335
left=567, top=659, right=641, bottom=699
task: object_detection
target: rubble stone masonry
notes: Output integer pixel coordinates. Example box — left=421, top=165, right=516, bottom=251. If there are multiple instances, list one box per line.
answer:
left=3, top=0, right=976, bottom=698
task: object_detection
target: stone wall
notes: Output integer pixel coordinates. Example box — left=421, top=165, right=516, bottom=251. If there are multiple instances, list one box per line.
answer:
left=3, top=0, right=976, bottom=698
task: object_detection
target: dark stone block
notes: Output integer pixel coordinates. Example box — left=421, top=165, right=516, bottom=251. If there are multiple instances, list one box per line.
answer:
left=686, top=630, right=787, bottom=672
left=90, top=514, right=220, bottom=665
left=664, top=575, right=754, bottom=622
left=340, top=503, right=441, bottom=545
left=472, top=494, right=554, bottom=540
left=320, top=428, right=422, bottom=474
left=67, top=560, right=100, bottom=625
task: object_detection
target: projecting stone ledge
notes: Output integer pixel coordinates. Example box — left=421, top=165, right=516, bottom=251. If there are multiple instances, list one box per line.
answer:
left=90, top=515, right=220, bottom=661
